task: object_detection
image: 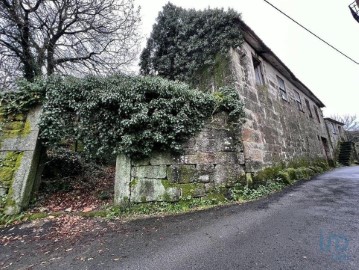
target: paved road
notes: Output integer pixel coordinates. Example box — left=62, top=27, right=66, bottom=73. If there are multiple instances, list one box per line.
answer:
left=1, top=166, right=359, bottom=269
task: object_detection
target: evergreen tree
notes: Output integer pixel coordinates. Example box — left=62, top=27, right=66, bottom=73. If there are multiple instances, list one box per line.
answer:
left=140, top=3, right=243, bottom=86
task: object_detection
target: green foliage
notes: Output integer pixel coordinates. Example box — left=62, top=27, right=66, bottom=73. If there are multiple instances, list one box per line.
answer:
left=39, top=75, right=243, bottom=159
left=0, top=79, right=45, bottom=115
left=285, top=168, right=297, bottom=180
left=230, top=181, right=285, bottom=201
left=277, top=171, right=292, bottom=185
left=140, top=3, right=243, bottom=86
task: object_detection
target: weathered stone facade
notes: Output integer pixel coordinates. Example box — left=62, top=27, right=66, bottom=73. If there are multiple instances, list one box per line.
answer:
left=324, top=118, right=346, bottom=151
left=115, top=113, right=245, bottom=204
left=228, top=22, right=334, bottom=172
left=0, top=106, right=42, bottom=215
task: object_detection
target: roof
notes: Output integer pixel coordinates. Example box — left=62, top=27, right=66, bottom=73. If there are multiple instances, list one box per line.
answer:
left=237, top=20, right=326, bottom=108
left=324, top=118, right=345, bottom=126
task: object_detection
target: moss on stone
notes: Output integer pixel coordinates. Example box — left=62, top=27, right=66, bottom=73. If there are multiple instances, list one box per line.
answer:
left=140, top=196, right=147, bottom=203
left=22, top=119, right=31, bottom=135
left=130, top=178, right=139, bottom=188
left=180, top=183, right=205, bottom=198
left=0, top=152, right=23, bottom=213
left=0, top=152, right=23, bottom=185
left=3, top=121, right=24, bottom=131
left=161, top=192, right=171, bottom=202
left=161, top=179, right=176, bottom=189
left=0, top=113, right=31, bottom=147
left=167, top=165, right=197, bottom=184
left=205, top=193, right=227, bottom=203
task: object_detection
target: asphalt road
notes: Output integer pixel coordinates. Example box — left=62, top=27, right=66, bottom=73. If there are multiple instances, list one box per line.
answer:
left=1, top=166, right=359, bottom=270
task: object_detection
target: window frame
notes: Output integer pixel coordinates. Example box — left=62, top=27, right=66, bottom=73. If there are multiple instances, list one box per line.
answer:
left=293, top=90, right=303, bottom=111
left=313, top=106, right=321, bottom=123
left=252, top=57, right=265, bottom=86
left=276, top=76, right=288, bottom=100
left=331, top=123, right=337, bottom=134
left=305, top=99, right=313, bottom=118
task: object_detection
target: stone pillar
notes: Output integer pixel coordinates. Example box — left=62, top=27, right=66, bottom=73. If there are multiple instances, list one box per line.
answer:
left=0, top=106, right=42, bottom=215
left=114, top=154, right=132, bottom=205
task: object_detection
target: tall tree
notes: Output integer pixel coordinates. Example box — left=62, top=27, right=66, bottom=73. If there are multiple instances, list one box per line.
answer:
left=0, top=0, right=141, bottom=84
left=139, top=3, right=242, bottom=86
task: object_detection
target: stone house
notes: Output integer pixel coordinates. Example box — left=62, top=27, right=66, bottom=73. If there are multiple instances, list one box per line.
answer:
left=229, top=21, right=336, bottom=172
left=324, top=118, right=346, bottom=149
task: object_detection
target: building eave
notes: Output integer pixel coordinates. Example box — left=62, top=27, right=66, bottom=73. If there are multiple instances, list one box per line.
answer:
left=324, top=118, right=345, bottom=126
left=238, top=20, right=326, bottom=108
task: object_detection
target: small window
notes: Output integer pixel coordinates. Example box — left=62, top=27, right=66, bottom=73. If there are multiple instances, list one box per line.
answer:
left=294, top=91, right=303, bottom=111
left=331, top=123, right=337, bottom=134
left=313, top=106, right=321, bottom=123
left=305, top=99, right=313, bottom=118
left=276, top=76, right=287, bottom=100
left=253, top=57, right=264, bottom=86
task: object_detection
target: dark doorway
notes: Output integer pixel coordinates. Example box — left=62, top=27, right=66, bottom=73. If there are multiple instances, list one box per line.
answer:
left=321, top=137, right=330, bottom=162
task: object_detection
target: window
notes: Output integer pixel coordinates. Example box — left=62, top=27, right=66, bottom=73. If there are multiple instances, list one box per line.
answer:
left=313, top=106, right=321, bottom=123
left=294, top=91, right=303, bottom=111
left=305, top=99, right=313, bottom=118
left=331, top=123, right=337, bottom=134
left=276, top=76, right=287, bottom=100
left=253, top=57, right=264, bottom=85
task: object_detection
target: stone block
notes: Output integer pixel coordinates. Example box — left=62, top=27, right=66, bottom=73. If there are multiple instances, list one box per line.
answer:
left=149, top=153, right=174, bottom=165
left=0, top=186, right=7, bottom=197
left=213, top=152, right=238, bottom=164
left=114, top=154, right=131, bottom=205
left=132, top=158, right=150, bottom=166
left=179, top=153, right=216, bottom=164
left=132, top=165, right=167, bottom=179
left=167, top=165, right=197, bottom=183
left=213, top=164, right=244, bottom=186
left=13, top=131, right=40, bottom=151
left=179, top=183, right=206, bottom=198
left=196, top=164, right=215, bottom=183
left=131, top=179, right=180, bottom=202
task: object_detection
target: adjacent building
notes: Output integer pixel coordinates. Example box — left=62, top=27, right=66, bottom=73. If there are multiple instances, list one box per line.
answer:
left=229, top=21, right=341, bottom=172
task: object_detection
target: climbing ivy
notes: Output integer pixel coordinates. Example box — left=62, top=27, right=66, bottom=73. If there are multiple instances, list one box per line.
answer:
left=39, top=75, right=244, bottom=159
left=140, top=3, right=243, bottom=87
left=0, top=79, right=45, bottom=115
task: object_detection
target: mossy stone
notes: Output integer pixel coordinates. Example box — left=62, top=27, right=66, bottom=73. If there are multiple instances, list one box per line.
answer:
left=167, top=165, right=197, bottom=184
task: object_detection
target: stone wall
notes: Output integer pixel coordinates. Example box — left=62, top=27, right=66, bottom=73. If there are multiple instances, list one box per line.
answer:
left=230, top=44, right=331, bottom=172
left=324, top=119, right=346, bottom=155
left=115, top=113, right=245, bottom=204
left=0, top=106, right=42, bottom=215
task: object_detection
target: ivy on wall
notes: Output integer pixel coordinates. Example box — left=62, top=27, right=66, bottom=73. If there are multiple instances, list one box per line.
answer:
left=0, top=79, right=45, bottom=115
left=139, top=3, right=243, bottom=87
left=39, top=75, right=244, bottom=159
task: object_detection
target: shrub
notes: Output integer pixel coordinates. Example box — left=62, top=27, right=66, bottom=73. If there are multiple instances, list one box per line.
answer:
left=285, top=168, right=297, bottom=181
left=295, top=167, right=309, bottom=180
left=277, top=171, right=292, bottom=185
left=39, top=75, right=244, bottom=159
left=253, top=166, right=281, bottom=185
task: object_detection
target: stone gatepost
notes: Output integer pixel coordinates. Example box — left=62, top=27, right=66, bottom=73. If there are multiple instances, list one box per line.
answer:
left=0, top=106, right=42, bottom=215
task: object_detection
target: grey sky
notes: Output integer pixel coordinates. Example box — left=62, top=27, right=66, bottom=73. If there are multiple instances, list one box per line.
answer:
left=135, top=0, right=358, bottom=117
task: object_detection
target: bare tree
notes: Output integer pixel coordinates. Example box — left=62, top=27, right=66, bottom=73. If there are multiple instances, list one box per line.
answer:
left=331, top=114, right=359, bottom=142
left=0, top=0, right=141, bottom=84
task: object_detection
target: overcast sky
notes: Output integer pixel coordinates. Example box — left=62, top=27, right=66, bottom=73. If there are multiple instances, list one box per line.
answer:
left=134, top=0, right=358, bottom=117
